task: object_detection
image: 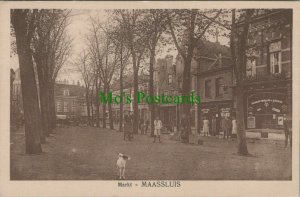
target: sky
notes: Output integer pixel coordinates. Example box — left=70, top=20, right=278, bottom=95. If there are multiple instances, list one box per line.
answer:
left=10, top=9, right=229, bottom=84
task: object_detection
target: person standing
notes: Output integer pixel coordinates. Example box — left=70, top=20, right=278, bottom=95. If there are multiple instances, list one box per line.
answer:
left=181, top=114, right=189, bottom=143
left=211, top=116, right=217, bottom=136
left=154, top=116, right=162, bottom=143
left=225, top=116, right=232, bottom=139
left=221, top=116, right=230, bottom=139
left=231, top=116, right=237, bottom=139
left=144, top=119, right=149, bottom=135
left=283, top=115, right=292, bottom=148
left=203, top=116, right=209, bottom=136
left=221, top=116, right=226, bottom=139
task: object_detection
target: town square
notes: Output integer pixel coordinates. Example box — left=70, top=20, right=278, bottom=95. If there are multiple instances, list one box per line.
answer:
left=10, top=8, right=293, bottom=181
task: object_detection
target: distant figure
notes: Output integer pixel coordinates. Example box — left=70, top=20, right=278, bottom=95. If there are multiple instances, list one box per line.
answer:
left=211, top=116, right=217, bottom=136
left=221, top=116, right=231, bottom=139
left=144, top=119, right=149, bottom=134
left=154, top=116, right=162, bottom=143
left=124, top=114, right=133, bottom=141
left=283, top=115, right=292, bottom=148
left=203, top=116, right=209, bottom=136
left=180, top=114, right=189, bottom=143
left=231, top=116, right=237, bottom=138
left=139, top=117, right=144, bottom=132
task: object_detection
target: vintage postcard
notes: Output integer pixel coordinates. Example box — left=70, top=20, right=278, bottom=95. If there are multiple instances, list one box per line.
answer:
left=0, top=1, right=299, bottom=197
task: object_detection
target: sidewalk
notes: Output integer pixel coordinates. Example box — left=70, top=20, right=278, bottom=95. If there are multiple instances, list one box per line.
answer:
left=189, top=128, right=286, bottom=141
left=246, top=130, right=285, bottom=141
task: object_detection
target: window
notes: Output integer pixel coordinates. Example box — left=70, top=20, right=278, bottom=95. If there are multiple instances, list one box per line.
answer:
left=64, top=101, right=69, bottom=112
left=56, top=101, right=61, bottom=112
left=269, top=41, right=282, bottom=74
left=63, top=89, right=69, bottom=96
left=205, top=80, right=212, bottom=98
left=71, top=101, right=76, bottom=113
left=270, top=52, right=281, bottom=74
left=168, top=74, right=173, bottom=84
left=215, top=77, right=224, bottom=97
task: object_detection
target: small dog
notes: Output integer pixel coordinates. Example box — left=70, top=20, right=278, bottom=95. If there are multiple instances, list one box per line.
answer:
left=116, top=153, right=130, bottom=179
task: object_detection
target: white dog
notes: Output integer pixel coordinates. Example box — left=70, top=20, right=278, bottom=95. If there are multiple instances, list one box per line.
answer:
left=116, top=153, right=130, bottom=179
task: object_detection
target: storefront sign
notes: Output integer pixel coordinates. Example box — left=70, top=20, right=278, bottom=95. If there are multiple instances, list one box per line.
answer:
left=248, top=93, right=286, bottom=115
left=278, top=116, right=284, bottom=125
left=201, top=109, right=210, bottom=113
left=247, top=116, right=256, bottom=128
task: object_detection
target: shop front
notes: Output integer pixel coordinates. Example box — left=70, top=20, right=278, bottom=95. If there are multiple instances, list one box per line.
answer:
left=246, top=91, right=288, bottom=129
left=199, top=101, right=234, bottom=133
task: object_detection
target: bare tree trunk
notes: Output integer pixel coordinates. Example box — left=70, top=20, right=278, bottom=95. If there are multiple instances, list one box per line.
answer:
left=149, top=48, right=155, bottom=137
left=133, top=63, right=139, bottom=134
left=90, top=82, right=95, bottom=126
left=236, top=85, right=248, bottom=155
left=181, top=57, right=193, bottom=142
left=108, top=86, right=114, bottom=129
left=85, top=89, right=91, bottom=126
left=13, top=11, right=43, bottom=153
left=48, top=82, right=56, bottom=131
left=119, top=47, right=124, bottom=133
left=38, top=83, right=48, bottom=142
left=230, top=9, right=252, bottom=155
left=95, top=77, right=100, bottom=127
left=34, top=57, right=49, bottom=142
left=102, top=85, right=107, bottom=128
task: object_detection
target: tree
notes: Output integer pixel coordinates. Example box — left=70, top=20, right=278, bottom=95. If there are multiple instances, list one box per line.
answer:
left=74, top=49, right=94, bottom=126
left=11, top=9, right=43, bottom=154
left=87, top=14, right=123, bottom=130
left=167, top=9, right=222, bottom=142
left=113, top=10, right=150, bottom=134
left=31, top=10, right=71, bottom=139
left=47, top=12, right=72, bottom=130
left=143, top=10, right=168, bottom=137
left=104, top=18, right=131, bottom=132
left=230, top=9, right=254, bottom=155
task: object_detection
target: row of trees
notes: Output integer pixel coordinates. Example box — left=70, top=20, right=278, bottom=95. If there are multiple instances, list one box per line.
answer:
left=74, top=9, right=255, bottom=155
left=12, top=9, right=256, bottom=155
left=11, top=10, right=72, bottom=153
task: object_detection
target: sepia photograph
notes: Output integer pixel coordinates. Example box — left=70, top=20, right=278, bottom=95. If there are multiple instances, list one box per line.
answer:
left=1, top=1, right=299, bottom=197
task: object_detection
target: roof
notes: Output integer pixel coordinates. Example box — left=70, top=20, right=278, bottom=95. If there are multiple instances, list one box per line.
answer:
left=236, top=9, right=291, bottom=26
left=110, top=74, right=149, bottom=91
left=195, top=40, right=231, bottom=59
left=54, top=83, right=86, bottom=98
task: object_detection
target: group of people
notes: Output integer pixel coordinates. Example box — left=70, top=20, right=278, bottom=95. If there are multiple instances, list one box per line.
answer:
left=202, top=115, right=237, bottom=139
left=123, top=112, right=162, bottom=143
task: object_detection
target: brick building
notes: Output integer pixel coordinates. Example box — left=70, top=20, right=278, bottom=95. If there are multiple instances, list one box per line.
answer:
left=236, top=9, right=292, bottom=129
left=176, top=40, right=232, bottom=132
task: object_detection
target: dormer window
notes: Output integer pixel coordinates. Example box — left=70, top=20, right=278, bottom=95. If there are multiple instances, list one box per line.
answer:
left=63, top=89, right=69, bottom=96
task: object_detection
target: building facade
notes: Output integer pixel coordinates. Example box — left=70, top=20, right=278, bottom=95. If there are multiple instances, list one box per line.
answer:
left=54, top=83, right=87, bottom=118
left=175, top=40, right=232, bottom=132
left=195, top=55, right=235, bottom=132
left=237, top=9, right=292, bottom=129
